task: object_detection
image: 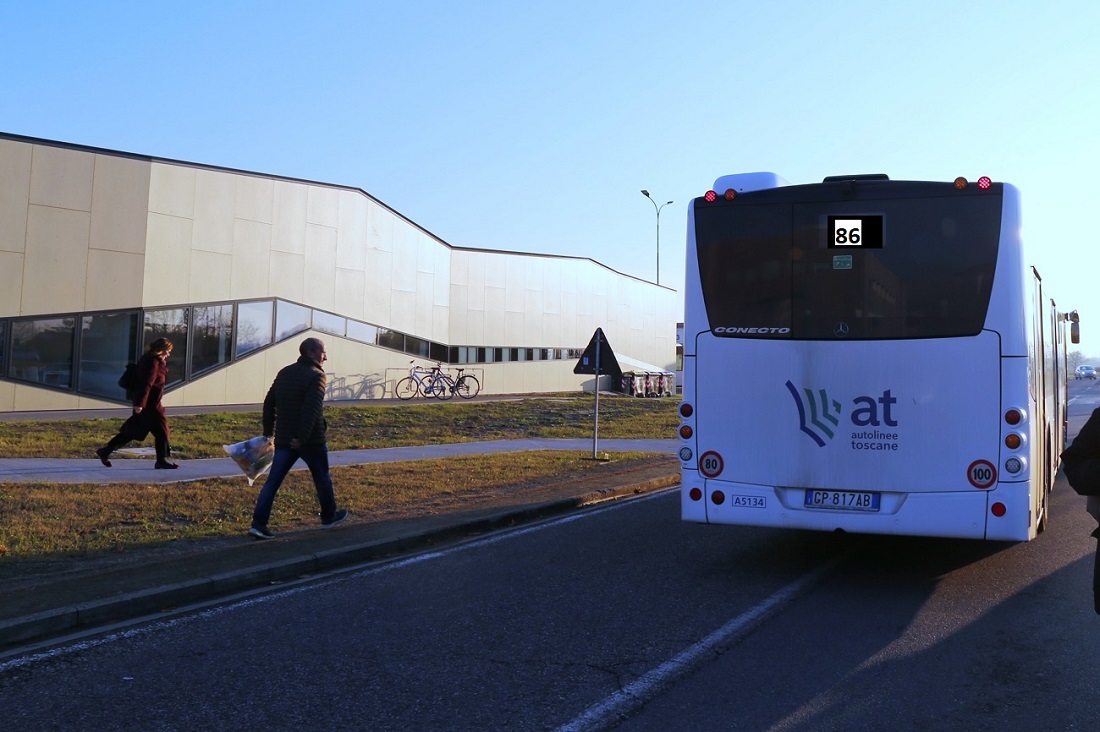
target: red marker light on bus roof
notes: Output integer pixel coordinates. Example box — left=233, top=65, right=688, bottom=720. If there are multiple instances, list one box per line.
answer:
left=978, top=176, right=992, bottom=189
left=724, top=189, right=737, bottom=200
left=704, top=190, right=717, bottom=202
left=954, top=177, right=968, bottom=189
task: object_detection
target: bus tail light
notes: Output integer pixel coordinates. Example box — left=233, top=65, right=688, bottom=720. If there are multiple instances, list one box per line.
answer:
left=679, top=425, right=694, bottom=439
left=711, top=490, right=725, bottom=505
left=1005, top=457, right=1024, bottom=475
left=1004, top=408, right=1024, bottom=425
left=1004, top=433, right=1023, bottom=450
left=679, top=402, right=694, bottom=418
left=991, top=502, right=1007, bottom=517
left=689, top=487, right=703, bottom=501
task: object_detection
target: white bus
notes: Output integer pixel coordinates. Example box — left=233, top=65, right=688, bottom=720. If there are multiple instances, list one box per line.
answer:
left=677, top=173, right=1079, bottom=541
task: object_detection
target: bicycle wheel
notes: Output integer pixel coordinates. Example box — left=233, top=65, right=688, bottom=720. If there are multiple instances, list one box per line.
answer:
left=433, top=375, right=455, bottom=400
left=395, top=376, right=419, bottom=400
left=454, top=374, right=480, bottom=399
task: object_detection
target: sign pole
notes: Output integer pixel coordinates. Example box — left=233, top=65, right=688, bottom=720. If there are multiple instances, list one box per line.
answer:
left=592, top=331, right=600, bottom=458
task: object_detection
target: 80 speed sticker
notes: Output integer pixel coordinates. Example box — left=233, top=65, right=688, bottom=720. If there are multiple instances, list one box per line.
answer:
left=699, top=451, right=724, bottom=478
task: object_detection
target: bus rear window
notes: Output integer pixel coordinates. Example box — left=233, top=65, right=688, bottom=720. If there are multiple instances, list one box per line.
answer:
left=694, top=191, right=1002, bottom=339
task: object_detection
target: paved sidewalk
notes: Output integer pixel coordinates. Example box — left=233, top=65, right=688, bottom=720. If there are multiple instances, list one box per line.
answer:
left=0, top=439, right=679, bottom=652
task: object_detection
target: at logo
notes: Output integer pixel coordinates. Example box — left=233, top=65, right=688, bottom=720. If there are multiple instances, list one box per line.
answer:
left=786, top=380, right=898, bottom=447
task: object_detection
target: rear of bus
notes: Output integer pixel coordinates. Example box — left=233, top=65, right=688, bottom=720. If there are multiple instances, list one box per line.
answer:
left=677, top=174, right=1039, bottom=541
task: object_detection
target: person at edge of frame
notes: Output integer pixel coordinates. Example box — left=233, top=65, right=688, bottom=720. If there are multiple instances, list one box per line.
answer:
left=1060, top=406, right=1100, bottom=615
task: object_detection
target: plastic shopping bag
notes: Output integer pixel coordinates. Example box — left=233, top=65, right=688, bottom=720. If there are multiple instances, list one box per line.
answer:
left=223, top=435, right=275, bottom=486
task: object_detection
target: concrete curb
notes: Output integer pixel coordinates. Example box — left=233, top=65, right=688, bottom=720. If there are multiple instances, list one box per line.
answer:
left=0, top=475, right=678, bottom=650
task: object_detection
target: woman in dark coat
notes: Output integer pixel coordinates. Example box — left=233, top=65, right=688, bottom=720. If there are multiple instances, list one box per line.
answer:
left=96, top=337, right=178, bottom=469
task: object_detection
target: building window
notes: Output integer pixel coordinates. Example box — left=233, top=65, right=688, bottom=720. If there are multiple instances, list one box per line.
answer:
left=275, top=300, right=311, bottom=341
left=0, top=320, right=8, bottom=377
left=312, top=309, right=346, bottom=338
left=144, top=308, right=188, bottom=387
left=377, top=328, right=404, bottom=352
left=8, top=317, right=76, bottom=388
left=80, top=311, right=139, bottom=400
left=347, top=320, right=379, bottom=345
left=405, top=335, right=430, bottom=358
left=429, top=342, right=448, bottom=363
left=236, top=300, right=274, bottom=358
left=192, top=304, right=234, bottom=376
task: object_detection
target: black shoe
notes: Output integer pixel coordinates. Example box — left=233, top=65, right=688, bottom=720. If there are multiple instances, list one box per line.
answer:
left=96, top=447, right=112, bottom=467
left=249, top=525, right=275, bottom=540
left=154, top=460, right=179, bottom=469
left=322, top=509, right=349, bottom=528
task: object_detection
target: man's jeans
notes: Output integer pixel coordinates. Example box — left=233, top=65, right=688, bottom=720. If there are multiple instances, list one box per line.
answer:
left=251, top=443, right=336, bottom=528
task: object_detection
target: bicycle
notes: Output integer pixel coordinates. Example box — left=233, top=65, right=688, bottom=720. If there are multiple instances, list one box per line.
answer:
left=450, top=367, right=481, bottom=399
left=395, top=362, right=448, bottom=400
left=429, top=364, right=481, bottom=400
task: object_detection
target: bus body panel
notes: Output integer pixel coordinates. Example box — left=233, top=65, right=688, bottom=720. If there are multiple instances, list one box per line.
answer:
left=679, top=175, right=1066, bottom=542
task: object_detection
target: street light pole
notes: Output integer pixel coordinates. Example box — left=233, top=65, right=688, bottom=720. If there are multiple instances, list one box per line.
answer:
left=641, top=190, right=673, bottom=285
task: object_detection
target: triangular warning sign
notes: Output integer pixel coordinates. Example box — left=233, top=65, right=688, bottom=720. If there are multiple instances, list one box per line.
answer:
left=573, top=328, right=621, bottom=375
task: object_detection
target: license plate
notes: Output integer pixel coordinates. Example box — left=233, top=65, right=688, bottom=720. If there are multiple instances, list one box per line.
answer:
left=804, top=489, right=880, bottom=512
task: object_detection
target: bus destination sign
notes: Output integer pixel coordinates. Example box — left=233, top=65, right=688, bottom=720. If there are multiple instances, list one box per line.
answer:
left=827, top=215, right=883, bottom=249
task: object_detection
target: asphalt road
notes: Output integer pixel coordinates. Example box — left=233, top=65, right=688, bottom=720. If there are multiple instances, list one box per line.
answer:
left=1, top=385, right=1098, bottom=730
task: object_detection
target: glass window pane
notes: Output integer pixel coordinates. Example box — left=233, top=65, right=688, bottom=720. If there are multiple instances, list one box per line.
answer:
left=9, top=317, right=76, bottom=388
left=192, top=304, right=234, bottom=375
left=312, top=310, right=346, bottom=337
left=144, top=308, right=188, bottom=387
left=347, top=320, right=378, bottom=344
left=429, top=342, right=448, bottom=363
left=236, top=300, right=274, bottom=358
left=377, top=328, right=404, bottom=351
left=275, top=300, right=311, bottom=341
left=80, top=312, right=139, bottom=400
left=405, top=335, right=430, bottom=358
left=0, top=320, right=8, bottom=376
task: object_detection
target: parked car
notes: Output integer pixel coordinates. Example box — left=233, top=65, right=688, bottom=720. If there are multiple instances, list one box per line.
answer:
left=1076, top=365, right=1096, bottom=380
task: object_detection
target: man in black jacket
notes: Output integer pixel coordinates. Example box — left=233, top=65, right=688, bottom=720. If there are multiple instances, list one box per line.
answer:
left=1060, top=406, right=1100, bottom=613
left=249, top=337, right=348, bottom=540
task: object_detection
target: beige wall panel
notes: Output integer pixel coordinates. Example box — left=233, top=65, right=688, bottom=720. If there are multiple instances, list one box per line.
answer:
left=466, top=267, right=486, bottom=311
left=0, top=140, right=31, bottom=254
left=231, top=219, right=273, bottom=300
left=414, top=272, right=435, bottom=337
left=307, top=185, right=339, bottom=228
left=85, top=250, right=145, bottom=311
left=391, top=227, right=417, bottom=292
left=415, top=233, right=437, bottom=275
left=337, top=191, right=367, bottom=271
left=542, top=313, right=561, bottom=346
left=268, top=250, right=305, bottom=302
left=448, top=284, right=468, bottom=342
left=0, top=251, right=23, bottom=314
left=303, top=223, right=338, bottom=311
left=0, top=381, right=13, bottom=411
left=504, top=311, right=524, bottom=345
left=90, top=154, right=150, bottom=254
left=30, top=145, right=93, bottom=211
left=12, top=383, right=79, bottom=411
left=523, top=296, right=545, bottom=345
left=173, top=366, right=229, bottom=407
left=144, top=213, right=193, bottom=305
left=335, top=268, right=366, bottom=321
left=432, top=304, right=449, bottom=341
left=484, top=254, right=506, bottom=289
left=364, top=247, right=393, bottom=324
left=463, top=308, right=485, bottom=345
left=466, top=253, right=484, bottom=292
left=189, top=249, right=233, bottom=303
left=432, top=248, right=450, bottom=307
left=367, top=202, right=394, bottom=253
left=23, top=205, right=89, bottom=314
left=451, top=250, right=469, bottom=286
left=222, top=353, right=275, bottom=405
left=272, top=181, right=307, bottom=255
left=483, top=287, right=506, bottom=342
left=193, top=170, right=235, bottom=254
left=236, top=175, right=274, bottom=224
left=388, top=289, right=416, bottom=333
left=149, top=163, right=196, bottom=218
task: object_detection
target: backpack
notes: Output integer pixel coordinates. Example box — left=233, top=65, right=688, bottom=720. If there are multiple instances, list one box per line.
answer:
left=117, top=362, right=138, bottom=397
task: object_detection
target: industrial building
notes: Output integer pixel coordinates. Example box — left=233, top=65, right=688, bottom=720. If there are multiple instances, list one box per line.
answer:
left=0, top=132, right=677, bottom=413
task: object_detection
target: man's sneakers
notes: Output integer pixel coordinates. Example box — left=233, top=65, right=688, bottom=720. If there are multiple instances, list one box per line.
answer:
left=249, top=525, right=275, bottom=540
left=250, top=510, right=347, bottom=540
left=154, top=460, right=179, bottom=469
left=322, top=508, right=349, bottom=528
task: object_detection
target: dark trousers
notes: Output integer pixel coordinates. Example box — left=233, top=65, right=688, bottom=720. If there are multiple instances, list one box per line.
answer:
left=104, top=411, right=171, bottom=461
left=251, top=443, right=336, bottom=528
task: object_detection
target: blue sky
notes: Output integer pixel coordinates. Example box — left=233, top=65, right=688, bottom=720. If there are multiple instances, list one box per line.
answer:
left=3, top=1, right=1098, bottom=353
